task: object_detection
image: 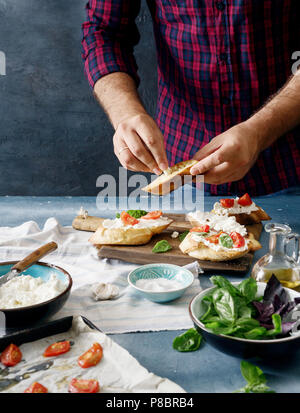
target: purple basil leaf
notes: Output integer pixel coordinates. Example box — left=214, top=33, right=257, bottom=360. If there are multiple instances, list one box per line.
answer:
left=273, top=295, right=283, bottom=312
left=279, top=302, right=296, bottom=318
left=254, top=275, right=300, bottom=336
left=263, top=274, right=288, bottom=306
left=253, top=301, right=274, bottom=322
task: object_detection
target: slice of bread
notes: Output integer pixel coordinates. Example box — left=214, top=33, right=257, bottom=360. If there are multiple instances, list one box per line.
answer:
left=89, top=219, right=173, bottom=246
left=142, top=159, right=198, bottom=195
left=179, top=232, right=261, bottom=261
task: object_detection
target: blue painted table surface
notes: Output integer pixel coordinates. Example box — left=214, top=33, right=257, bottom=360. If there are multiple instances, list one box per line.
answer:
left=0, top=191, right=300, bottom=393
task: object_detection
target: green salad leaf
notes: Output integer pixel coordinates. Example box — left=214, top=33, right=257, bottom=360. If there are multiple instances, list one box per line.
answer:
left=173, top=328, right=202, bottom=352
left=152, top=240, right=172, bottom=253
left=178, top=231, right=189, bottom=242
left=234, top=361, right=275, bottom=393
left=116, top=210, right=148, bottom=219
left=127, top=210, right=148, bottom=219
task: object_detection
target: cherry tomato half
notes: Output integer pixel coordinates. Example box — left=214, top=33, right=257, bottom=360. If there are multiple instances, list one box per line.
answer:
left=24, top=382, right=48, bottom=393
left=206, top=232, right=223, bottom=244
left=68, top=378, right=99, bottom=393
left=230, top=232, right=245, bottom=248
left=220, top=198, right=234, bottom=208
left=190, top=225, right=210, bottom=233
left=120, top=211, right=139, bottom=226
left=78, top=343, right=103, bottom=369
left=0, top=344, right=22, bottom=367
left=237, top=193, right=252, bottom=206
left=141, top=210, right=162, bottom=220
left=43, top=341, right=70, bottom=357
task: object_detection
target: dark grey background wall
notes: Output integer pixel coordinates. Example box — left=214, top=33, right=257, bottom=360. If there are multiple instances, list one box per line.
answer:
left=0, top=0, right=156, bottom=195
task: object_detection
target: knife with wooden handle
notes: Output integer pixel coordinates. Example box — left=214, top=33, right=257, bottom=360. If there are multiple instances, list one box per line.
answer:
left=0, top=242, right=58, bottom=286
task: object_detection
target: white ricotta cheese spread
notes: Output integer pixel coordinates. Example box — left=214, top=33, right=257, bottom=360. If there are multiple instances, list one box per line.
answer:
left=135, top=278, right=183, bottom=292
left=102, top=216, right=172, bottom=229
left=190, top=232, right=248, bottom=252
left=213, top=198, right=258, bottom=216
left=187, top=211, right=247, bottom=236
left=0, top=273, right=67, bottom=309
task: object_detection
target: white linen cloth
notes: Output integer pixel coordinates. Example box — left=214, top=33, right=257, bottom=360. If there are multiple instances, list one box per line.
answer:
left=3, top=316, right=185, bottom=393
left=0, top=218, right=202, bottom=334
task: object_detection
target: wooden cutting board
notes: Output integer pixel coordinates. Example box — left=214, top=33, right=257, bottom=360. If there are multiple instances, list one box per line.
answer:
left=73, top=213, right=262, bottom=272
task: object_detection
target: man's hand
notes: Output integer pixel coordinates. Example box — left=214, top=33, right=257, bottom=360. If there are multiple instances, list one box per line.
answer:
left=93, top=72, right=168, bottom=175
left=190, top=122, right=261, bottom=184
left=113, top=113, right=168, bottom=174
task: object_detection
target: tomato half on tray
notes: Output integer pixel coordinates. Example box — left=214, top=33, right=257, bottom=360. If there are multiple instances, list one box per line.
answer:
left=43, top=340, right=71, bottom=357
left=78, top=342, right=103, bottom=368
left=0, top=343, right=22, bottom=367
left=24, top=382, right=48, bottom=393
left=69, top=378, right=99, bottom=393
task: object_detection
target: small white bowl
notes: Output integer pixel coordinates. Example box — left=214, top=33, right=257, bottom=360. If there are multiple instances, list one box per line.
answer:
left=128, top=263, right=194, bottom=303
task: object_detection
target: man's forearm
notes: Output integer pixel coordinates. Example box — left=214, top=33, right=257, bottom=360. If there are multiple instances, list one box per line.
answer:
left=246, top=70, right=300, bottom=151
left=94, top=72, right=147, bottom=130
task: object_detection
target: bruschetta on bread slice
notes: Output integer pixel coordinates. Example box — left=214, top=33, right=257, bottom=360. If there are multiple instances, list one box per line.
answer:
left=212, top=193, right=271, bottom=225
left=142, top=159, right=198, bottom=195
left=179, top=211, right=261, bottom=261
left=89, top=210, right=173, bottom=246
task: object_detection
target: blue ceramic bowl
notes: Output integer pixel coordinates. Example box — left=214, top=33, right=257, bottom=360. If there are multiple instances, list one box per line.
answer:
left=189, top=281, right=300, bottom=359
left=0, top=261, right=72, bottom=327
left=128, top=263, right=194, bottom=303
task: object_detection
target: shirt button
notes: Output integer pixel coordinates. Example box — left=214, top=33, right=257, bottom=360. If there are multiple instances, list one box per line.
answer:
left=216, top=1, right=226, bottom=11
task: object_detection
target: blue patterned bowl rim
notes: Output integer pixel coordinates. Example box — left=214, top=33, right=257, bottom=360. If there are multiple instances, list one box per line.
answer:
left=128, top=263, right=194, bottom=294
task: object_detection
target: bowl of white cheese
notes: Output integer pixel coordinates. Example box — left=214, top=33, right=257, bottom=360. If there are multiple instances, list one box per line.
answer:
left=128, top=263, right=194, bottom=303
left=0, top=261, right=72, bottom=327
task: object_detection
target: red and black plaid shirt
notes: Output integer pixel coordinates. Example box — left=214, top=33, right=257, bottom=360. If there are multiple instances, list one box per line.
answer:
left=82, top=0, right=300, bottom=196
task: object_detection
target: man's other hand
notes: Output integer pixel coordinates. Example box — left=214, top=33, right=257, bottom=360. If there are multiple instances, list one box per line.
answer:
left=190, top=122, right=262, bottom=184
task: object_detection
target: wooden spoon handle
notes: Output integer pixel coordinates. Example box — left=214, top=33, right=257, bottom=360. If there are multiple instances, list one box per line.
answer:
left=11, top=242, right=58, bottom=273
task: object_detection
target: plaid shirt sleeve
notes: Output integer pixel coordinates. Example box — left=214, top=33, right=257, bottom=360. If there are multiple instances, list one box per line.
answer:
left=81, top=0, right=141, bottom=89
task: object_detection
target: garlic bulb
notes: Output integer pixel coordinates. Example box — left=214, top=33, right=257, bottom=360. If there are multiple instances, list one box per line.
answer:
left=92, top=283, right=119, bottom=301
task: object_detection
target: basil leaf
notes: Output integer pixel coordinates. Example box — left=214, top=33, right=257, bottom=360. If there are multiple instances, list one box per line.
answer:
left=192, top=232, right=209, bottom=237
left=240, top=361, right=266, bottom=387
left=219, top=234, right=233, bottom=248
left=212, top=288, right=237, bottom=323
left=127, top=209, right=148, bottom=219
left=250, top=384, right=276, bottom=393
left=234, top=361, right=275, bottom=393
left=178, top=231, right=189, bottom=242
left=210, top=276, right=241, bottom=297
left=243, top=326, right=267, bottom=340
left=235, top=318, right=260, bottom=332
left=173, top=328, right=202, bottom=352
left=200, top=301, right=217, bottom=322
left=237, top=278, right=258, bottom=303
left=116, top=210, right=148, bottom=219
left=266, top=314, right=282, bottom=337
left=152, top=240, right=172, bottom=253
left=204, top=321, right=238, bottom=336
